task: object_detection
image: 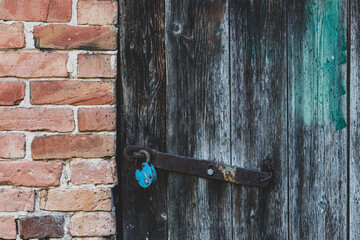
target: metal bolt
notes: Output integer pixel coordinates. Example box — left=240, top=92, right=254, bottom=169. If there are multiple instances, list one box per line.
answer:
left=207, top=168, right=214, bottom=176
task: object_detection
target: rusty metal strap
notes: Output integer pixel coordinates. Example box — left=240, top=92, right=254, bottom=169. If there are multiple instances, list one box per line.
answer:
left=124, top=145, right=272, bottom=188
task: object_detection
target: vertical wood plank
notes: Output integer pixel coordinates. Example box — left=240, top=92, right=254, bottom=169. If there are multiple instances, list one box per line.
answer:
left=350, top=0, right=360, bottom=238
left=119, top=0, right=167, bottom=239
left=230, top=0, right=288, bottom=239
left=288, top=0, right=348, bottom=239
left=165, top=0, right=231, bottom=239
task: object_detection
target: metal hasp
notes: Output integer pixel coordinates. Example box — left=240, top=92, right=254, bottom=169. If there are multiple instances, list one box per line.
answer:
left=124, top=145, right=272, bottom=188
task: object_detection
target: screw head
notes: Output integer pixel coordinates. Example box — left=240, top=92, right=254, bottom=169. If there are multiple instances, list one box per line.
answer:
left=207, top=168, right=214, bottom=176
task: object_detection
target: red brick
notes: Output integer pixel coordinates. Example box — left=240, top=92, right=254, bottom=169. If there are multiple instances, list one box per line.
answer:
left=0, top=81, right=25, bottom=106
left=0, top=161, right=62, bottom=187
left=78, top=107, right=116, bottom=132
left=34, top=25, right=117, bottom=50
left=0, top=189, right=34, bottom=212
left=70, top=212, right=115, bottom=237
left=0, top=134, right=25, bottom=159
left=0, top=0, right=72, bottom=22
left=32, top=134, right=115, bottom=159
left=19, top=216, right=64, bottom=239
left=70, top=159, right=116, bottom=185
left=78, top=0, right=118, bottom=25
left=78, top=54, right=116, bottom=78
left=40, top=189, right=112, bottom=211
left=0, top=217, right=16, bottom=239
left=30, top=81, right=114, bottom=105
left=0, top=108, right=74, bottom=132
left=0, top=52, right=68, bottom=78
left=0, top=23, right=25, bottom=49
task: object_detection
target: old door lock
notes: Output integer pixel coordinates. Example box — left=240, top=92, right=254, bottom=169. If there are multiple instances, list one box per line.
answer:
left=134, top=150, right=157, bottom=188
left=125, top=145, right=272, bottom=188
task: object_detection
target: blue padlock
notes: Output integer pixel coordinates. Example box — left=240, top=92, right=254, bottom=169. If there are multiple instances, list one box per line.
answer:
left=135, top=150, right=157, bottom=188
left=135, top=162, right=157, bottom=188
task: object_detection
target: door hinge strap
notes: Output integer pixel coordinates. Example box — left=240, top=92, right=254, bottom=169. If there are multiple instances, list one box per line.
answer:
left=124, top=145, right=272, bottom=188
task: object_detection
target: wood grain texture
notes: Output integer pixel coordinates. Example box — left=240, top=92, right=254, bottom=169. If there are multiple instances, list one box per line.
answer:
left=288, top=0, right=348, bottom=239
left=165, top=0, right=231, bottom=239
left=118, top=0, right=167, bottom=239
left=117, top=0, right=357, bottom=238
left=350, top=0, right=360, bottom=238
left=230, top=0, right=288, bottom=239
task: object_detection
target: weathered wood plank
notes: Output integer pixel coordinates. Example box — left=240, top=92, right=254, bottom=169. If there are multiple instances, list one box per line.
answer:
left=119, top=0, right=167, bottom=239
left=288, top=0, right=348, bottom=239
left=350, top=0, right=360, bottom=238
left=230, top=0, right=288, bottom=239
left=165, top=0, right=231, bottom=239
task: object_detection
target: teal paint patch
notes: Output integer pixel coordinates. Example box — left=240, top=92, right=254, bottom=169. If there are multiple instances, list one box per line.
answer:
left=267, top=48, right=275, bottom=60
left=300, top=0, right=347, bottom=130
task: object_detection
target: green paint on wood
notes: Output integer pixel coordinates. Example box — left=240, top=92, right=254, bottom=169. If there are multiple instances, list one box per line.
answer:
left=300, top=0, right=347, bottom=130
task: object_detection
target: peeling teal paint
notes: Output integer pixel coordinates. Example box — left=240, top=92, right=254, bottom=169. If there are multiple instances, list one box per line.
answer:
left=301, top=0, right=347, bottom=130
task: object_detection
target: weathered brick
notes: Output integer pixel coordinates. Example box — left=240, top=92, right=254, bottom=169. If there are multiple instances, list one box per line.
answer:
left=78, top=54, right=116, bottom=78
left=0, top=161, right=62, bottom=187
left=78, top=0, right=118, bottom=25
left=0, top=0, right=72, bottom=22
left=30, top=81, right=114, bottom=105
left=70, top=212, right=115, bottom=237
left=0, top=52, right=68, bottom=78
left=0, top=108, right=74, bottom=132
left=78, top=107, right=116, bottom=132
left=0, top=189, right=34, bottom=212
left=0, top=23, right=25, bottom=49
left=40, top=189, right=112, bottom=211
left=70, top=159, right=116, bottom=185
left=0, top=134, right=25, bottom=159
left=32, top=134, right=115, bottom=159
left=0, top=217, right=16, bottom=239
left=19, top=216, right=64, bottom=239
left=0, top=81, right=25, bottom=106
left=34, top=25, right=117, bottom=50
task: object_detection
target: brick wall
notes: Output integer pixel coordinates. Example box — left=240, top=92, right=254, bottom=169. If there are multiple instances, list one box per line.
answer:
left=0, top=0, right=118, bottom=239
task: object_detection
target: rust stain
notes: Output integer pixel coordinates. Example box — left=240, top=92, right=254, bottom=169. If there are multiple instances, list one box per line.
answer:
left=201, top=0, right=226, bottom=23
left=218, top=165, right=237, bottom=183
left=197, top=0, right=227, bottom=45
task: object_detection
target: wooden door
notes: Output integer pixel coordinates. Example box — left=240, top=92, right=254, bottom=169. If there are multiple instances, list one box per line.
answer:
left=117, top=0, right=359, bottom=239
